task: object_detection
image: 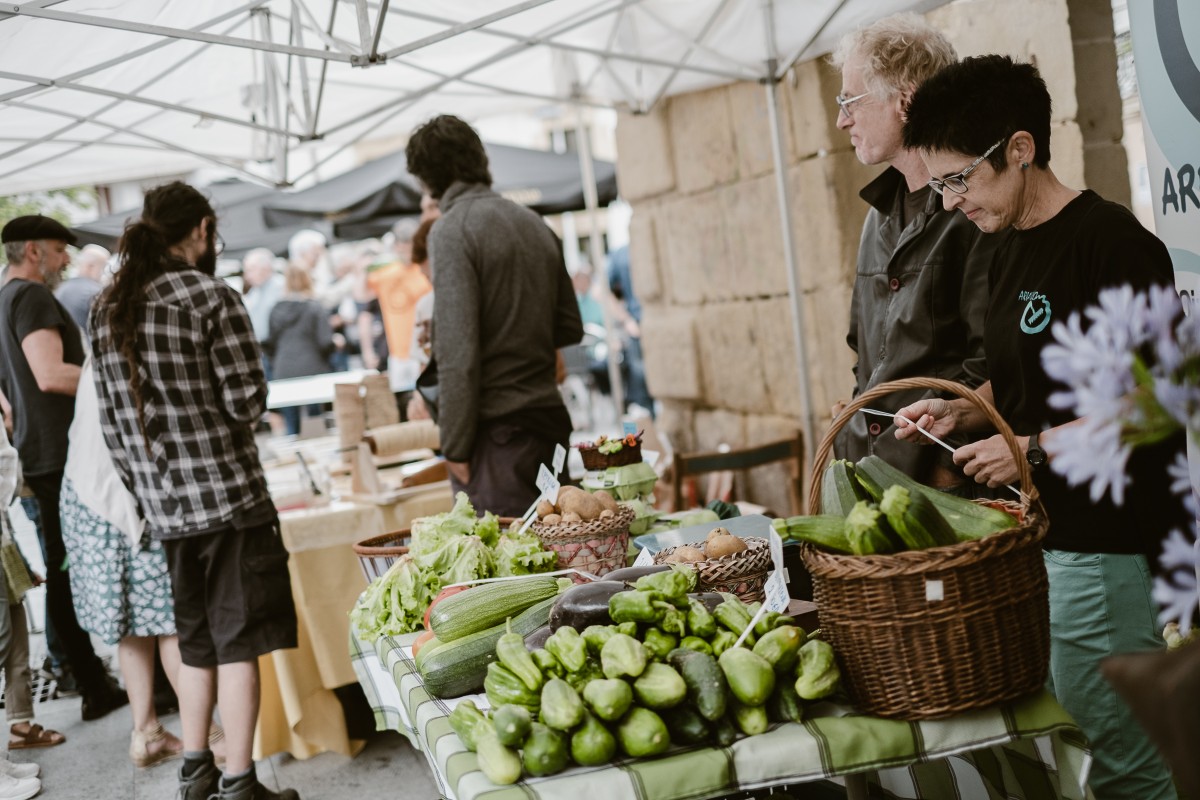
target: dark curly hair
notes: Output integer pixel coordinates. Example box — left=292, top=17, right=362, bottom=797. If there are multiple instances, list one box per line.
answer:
left=94, top=181, right=216, bottom=451
left=903, top=54, right=1052, bottom=172
left=405, top=115, right=492, bottom=199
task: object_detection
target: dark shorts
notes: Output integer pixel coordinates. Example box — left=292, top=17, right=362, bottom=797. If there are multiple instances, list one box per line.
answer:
left=163, top=521, right=298, bottom=668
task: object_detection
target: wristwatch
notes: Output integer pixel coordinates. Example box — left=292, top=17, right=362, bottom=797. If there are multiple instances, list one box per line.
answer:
left=1026, top=432, right=1047, bottom=468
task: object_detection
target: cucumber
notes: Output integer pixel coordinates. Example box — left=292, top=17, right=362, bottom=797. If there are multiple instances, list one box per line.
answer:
left=429, top=576, right=563, bottom=642
left=667, top=647, right=727, bottom=722
left=418, top=596, right=555, bottom=698
left=856, top=456, right=1017, bottom=539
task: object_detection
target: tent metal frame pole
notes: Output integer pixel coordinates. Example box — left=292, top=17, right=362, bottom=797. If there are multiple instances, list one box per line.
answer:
left=380, top=0, right=556, bottom=60
left=3, top=99, right=271, bottom=184
left=368, top=0, right=390, bottom=62
left=0, top=3, right=354, bottom=62
left=320, top=0, right=643, bottom=139
left=0, top=0, right=66, bottom=24
left=290, top=0, right=355, bottom=54
left=761, top=1, right=817, bottom=472
left=647, top=0, right=736, bottom=110
left=0, top=18, right=239, bottom=166
left=630, top=4, right=754, bottom=73
left=780, top=0, right=850, bottom=77
left=291, top=2, right=315, bottom=130
left=0, top=0, right=267, bottom=105
left=574, top=102, right=625, bottom=418
left=0, top=68, right=296, bottom=138
left=309, top=0, right=339, bottom=138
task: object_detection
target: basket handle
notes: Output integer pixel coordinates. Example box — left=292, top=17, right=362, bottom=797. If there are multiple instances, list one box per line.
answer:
left=807, top=377, right=1035, bottom=513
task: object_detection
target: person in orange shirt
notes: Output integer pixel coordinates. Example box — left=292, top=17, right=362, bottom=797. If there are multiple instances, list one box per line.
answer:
left=367, top=218, right=432, bottom=363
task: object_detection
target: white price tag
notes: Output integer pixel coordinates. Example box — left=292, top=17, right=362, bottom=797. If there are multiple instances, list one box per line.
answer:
left=552, top=444, right=566, bottom=476
left=764, top=526, right=790, bottom=613
left=633, top=546, right=655, bottom=567
left=642, top=449, right=660, bottom=470
left=925, top=579, right=945, bottom=602
left=623, top=421, right=638, bottom=436
left=535, top=463, right=560, bottom=500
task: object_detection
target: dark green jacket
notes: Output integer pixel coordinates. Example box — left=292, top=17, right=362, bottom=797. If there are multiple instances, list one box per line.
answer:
left=833, top=167, right=992, bottom=482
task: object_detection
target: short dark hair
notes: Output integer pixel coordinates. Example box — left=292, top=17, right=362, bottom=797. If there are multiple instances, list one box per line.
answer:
left=903, top=54, right=1052, bottom=171
left=405, top=115, right=492, bottom=199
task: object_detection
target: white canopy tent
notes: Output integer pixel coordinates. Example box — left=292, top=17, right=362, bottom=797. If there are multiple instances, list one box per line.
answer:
left=0, top=0, right=950, bottom=456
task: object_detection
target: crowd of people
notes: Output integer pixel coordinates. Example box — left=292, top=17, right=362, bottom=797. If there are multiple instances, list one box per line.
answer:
left=0, top=13, right=1187, bottom=800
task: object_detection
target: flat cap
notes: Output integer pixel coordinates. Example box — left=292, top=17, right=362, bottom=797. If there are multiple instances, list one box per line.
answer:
left=1, top=215, right=77, bottom=246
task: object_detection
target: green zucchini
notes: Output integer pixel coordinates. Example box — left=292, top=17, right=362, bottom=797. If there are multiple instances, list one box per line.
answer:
left=820, top=460, right=867, bottom=516
left=429, top=576, right=563, bottom=642
left=843, top=501, right=897, bottom=555
left=778, top=515, right=854, bottom=553
left=418, top=596, right=555, bottom=698
left=855, top=456, right=1017, bottom=540
left=880, top=485, right=956, bottom=549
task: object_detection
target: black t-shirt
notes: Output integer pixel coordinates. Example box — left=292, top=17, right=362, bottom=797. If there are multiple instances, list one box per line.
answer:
left=0, top=279, right=85, bottom=476
left=984, top=190, right=1187, bottom=555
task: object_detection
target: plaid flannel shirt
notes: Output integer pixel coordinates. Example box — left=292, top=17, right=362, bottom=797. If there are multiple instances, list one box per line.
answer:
left=91, top=263, right=271, bottom=539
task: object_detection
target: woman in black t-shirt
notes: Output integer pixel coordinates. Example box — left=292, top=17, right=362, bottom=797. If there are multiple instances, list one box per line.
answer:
left=895, top=56, right=1182, bottom=800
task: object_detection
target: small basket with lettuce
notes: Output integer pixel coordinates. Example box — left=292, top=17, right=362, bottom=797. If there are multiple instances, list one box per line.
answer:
left=351, top=493, right=560, bottom=640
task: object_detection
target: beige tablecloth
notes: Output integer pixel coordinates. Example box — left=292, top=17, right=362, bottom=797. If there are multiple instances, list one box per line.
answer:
left=254, top=485, right=454, bottom=760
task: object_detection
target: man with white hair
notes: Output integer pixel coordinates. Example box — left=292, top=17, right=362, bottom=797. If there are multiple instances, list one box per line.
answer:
left=54, top=243, right=109, bottom=332
left=240, top=248, right=282, bottom=349
left=829, top=13, right=992, bottom=489
left=287, top=229, right=327, bottom=283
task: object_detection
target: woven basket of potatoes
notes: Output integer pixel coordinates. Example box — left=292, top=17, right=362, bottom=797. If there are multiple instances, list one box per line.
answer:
left=654, top=527, right=773, bottom=603
left=530, top=486, right=636, bottom=580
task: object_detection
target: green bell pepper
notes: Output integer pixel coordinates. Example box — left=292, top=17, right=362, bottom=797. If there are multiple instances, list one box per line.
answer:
left=545, top=627, right=589, bottom=673
left=609, top=590, right=666, bottom=624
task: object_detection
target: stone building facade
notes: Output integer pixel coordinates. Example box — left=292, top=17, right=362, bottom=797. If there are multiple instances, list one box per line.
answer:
left=617, top=0, right=1130, bottom=514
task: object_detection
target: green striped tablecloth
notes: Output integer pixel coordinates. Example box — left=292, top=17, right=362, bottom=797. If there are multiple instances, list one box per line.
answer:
left=351, top=632, right=1094, bottom=800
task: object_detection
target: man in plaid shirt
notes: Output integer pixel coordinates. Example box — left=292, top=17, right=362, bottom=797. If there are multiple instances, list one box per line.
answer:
left=91, top=182, right=299, bottom=800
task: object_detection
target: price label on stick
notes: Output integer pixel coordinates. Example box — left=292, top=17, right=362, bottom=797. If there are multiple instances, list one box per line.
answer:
left=535, top=463, right=560, bottom=500
left=763, top=527, right=790, bottom=613
left=552, top=444, right=566, bottom=476
left=632, top=546, right=655, bottom=567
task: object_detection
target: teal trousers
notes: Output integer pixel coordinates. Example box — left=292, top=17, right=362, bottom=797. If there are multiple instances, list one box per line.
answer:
left=1043, top=550, right=1177, bottom=800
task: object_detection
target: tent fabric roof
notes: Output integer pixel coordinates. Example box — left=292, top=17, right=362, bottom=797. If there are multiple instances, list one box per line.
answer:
left=71, top=177, right=331, bottom=257
left=0, top=0, right=949, bottom=194
left=262, top=141, right=618, bottom=229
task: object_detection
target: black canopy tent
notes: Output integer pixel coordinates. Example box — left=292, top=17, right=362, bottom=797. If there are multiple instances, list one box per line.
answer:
left=262, top=142, right=619, bottom=237
left=72, top=178, right=332, bottom=259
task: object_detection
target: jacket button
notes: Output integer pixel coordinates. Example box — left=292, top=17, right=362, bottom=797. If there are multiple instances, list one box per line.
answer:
left=889, top=278, right=900, bottom=291
left=868, top=422, right=882, bottom=436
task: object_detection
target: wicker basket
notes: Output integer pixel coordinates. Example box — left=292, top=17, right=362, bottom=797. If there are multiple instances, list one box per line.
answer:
left=578, top=442, right=642, bottom=470
left=531, top=505, right=635, bottom=580
left=654, top=536, right=772, bottom=603
left=352, top=517, right=519, bottom=584
left=801, top=377, right=1050, bottom=720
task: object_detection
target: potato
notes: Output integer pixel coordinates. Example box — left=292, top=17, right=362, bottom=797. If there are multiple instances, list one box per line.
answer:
left=557, top=488, right=605, bottom=521
left=593, top=490, right=619, bottom=513
left=705, top=527, right=731, bottom=544
left=536, top=499, right=556, bottom=518
left=706, top=534, right=747, bottom=559
left=561, top=511, right=582, bottom=523
left=673, top=545, right=707, bottom=563
left=599, top=509, right=615, bottom=519
left=542, top=513, right=562, bottom=525
left=557, top=485, right=585, bottom=504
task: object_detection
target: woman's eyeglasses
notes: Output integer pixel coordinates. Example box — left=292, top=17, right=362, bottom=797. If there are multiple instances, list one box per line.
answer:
left=928, top=138, right=1007, bottom=195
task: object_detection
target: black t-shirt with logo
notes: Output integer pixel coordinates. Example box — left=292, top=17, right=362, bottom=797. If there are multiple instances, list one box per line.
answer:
left=984, top=190, right=1186, bottom=555
left=0, top=278, right=85, bottom=476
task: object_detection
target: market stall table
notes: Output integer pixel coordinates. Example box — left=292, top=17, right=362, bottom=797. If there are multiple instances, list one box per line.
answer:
left=351, top=631, right=1094, bottom=800
left=253, top=482, right=454, bottom=760
left=266, top=368, right=415, bottom=410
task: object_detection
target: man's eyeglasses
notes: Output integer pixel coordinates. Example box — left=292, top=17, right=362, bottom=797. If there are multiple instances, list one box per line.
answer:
left=927, top=138, right=1007, bottom=195
left=835, top=91, right=870, bottom=120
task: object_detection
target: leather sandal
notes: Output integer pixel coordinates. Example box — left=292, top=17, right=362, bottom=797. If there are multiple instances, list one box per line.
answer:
left=9, top=722, right=66, bottom=749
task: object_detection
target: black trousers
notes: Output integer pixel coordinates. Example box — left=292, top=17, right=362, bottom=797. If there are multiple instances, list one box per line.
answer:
left=448, top=421, right=560, bottom=517
left=24, top=471, right=109, bottom=697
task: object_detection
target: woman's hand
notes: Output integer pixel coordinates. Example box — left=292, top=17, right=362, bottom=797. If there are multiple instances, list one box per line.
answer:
left=953, top=434, right=1023, bottom=488
left=894, top=399, right=958, bottom=442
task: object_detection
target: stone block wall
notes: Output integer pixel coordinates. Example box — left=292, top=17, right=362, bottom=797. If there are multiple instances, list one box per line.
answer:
left=616, top=0, right=1131, bottom=516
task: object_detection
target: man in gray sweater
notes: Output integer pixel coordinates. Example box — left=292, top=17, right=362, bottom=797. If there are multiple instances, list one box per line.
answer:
left=406, top=115, right=583, bottom=515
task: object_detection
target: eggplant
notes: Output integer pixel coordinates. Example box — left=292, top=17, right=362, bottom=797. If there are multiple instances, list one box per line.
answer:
left=524, top=625, right=553, bottom=650
left=602, top=565, right=671, bottom=583
left=689, top=592, right=724, bottom=614
left=548, top=581, right=628, bottom=631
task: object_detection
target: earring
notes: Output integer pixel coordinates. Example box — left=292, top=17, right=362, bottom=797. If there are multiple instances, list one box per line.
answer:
left=1021, top=162, right=1029, bottom=169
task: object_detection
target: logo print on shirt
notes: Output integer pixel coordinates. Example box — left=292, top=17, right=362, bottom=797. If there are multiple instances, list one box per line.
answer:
left=1018, top=290, right=1051, bottom=334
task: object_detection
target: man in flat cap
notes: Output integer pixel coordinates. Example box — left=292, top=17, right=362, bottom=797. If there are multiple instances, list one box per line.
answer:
left=0, top=215, right=127, bottom=722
